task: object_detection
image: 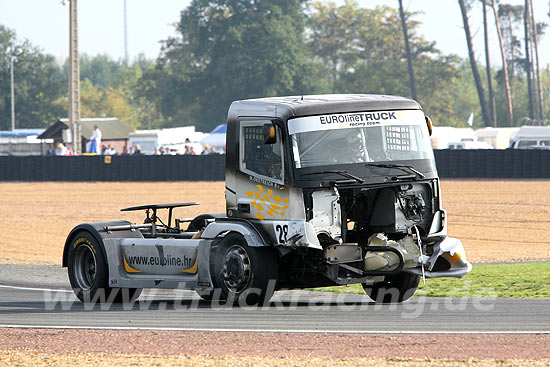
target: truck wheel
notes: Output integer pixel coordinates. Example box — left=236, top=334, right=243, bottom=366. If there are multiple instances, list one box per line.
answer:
left=67, top=232, right=142, bottom=304
left=210, top=233, right=277, bottom=306
left=362, top=272, right=420, bottom=303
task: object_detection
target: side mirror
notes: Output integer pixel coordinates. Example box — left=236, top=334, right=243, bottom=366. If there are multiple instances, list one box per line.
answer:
left=263, top=123, right=276, bottom=144
left=425, top=115, right=433, bottom=136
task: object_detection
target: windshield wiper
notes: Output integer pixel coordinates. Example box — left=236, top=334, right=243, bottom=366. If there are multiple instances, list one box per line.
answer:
left=301, top=170, right=365, bottom=184
left=365, top=163, right=425, bottom=179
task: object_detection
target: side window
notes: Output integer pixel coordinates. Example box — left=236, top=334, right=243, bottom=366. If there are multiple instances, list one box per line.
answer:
left=517, top=140, right=537, bottom=148
left=241, top=123, right=283, bottom=182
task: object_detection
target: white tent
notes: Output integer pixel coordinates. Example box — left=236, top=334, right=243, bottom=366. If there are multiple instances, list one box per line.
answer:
left=199, top=124, right=226, bottom=149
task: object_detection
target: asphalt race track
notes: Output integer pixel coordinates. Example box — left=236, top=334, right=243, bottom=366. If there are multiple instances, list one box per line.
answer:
left=1, top=264, right=549, bottom=333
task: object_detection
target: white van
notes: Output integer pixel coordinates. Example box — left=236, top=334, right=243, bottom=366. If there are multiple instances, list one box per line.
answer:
left=510, top=126, right=550, bottom=149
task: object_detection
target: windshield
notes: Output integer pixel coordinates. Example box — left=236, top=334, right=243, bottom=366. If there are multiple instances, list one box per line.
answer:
left=289, top=110, right=435, bottom=169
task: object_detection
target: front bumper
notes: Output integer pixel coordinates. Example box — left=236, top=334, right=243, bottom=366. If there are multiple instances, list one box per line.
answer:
left=404, top=236, right=472, bottom=279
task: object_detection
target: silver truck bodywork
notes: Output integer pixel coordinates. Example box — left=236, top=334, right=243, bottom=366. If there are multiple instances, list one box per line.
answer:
left=63, top=95, right=472, bottom=304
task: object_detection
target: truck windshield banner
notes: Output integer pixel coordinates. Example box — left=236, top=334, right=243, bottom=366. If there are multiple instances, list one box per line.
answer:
left=288, top=110, right=425, bottom=135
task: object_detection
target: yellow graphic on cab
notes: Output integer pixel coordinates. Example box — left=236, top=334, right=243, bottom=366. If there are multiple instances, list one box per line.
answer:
left=245, top=185, right=289, bottom=221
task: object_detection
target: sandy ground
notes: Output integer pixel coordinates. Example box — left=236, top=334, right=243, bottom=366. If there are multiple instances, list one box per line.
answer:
left=1, top=180, right=549, bottom=265
left=3, top=350, right=549, bottom=367
left=0, top=182, right=225, bottom=265
left=1, top=329, right=550, bottom=366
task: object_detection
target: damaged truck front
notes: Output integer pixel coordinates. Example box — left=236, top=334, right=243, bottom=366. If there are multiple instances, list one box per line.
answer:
left=225, top=94, right=472, bottom=303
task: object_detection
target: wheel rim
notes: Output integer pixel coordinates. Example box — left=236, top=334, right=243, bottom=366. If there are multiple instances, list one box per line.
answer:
left=220, top=244, right=251, bottom=294
left=73, top=244, right=97, bottom=290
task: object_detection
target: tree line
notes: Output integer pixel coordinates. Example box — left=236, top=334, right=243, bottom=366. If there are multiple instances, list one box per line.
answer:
left=1, top=0, right=549, bottom=133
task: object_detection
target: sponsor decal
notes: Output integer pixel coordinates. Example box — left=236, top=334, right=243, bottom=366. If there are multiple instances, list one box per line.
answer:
left=73, top=237, right=96, bottom=253
left=122, top=252, right=198, bottom=274
left=245, top=185, right=289, bottom=221
left=319, top=111, right=396, bottom=125
left=248, top=175, right=284, bottom=189
left=288, top=110, right=425, bottom=135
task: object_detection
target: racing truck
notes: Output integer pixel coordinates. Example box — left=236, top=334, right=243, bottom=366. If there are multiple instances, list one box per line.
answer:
left=63, top=94, right=472, bottom=305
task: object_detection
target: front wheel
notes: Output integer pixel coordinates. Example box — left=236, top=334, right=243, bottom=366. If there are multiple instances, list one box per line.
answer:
left=67, top=231, right=142, bottom=304
left=208, top=233, right=278, bottom=305
left=362, top=272, right=420, bottom=303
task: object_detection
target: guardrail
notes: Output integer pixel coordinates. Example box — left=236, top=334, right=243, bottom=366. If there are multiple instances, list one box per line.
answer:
left=0, top=150, right=549, bottom=181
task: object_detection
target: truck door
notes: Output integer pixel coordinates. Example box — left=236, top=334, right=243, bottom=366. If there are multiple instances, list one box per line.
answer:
left=233, top=120, right=291, bottom=241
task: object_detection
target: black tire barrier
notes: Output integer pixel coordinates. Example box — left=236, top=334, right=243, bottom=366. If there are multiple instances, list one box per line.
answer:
left=1, top=150, right=549, bottom=181
left=0, top=154, right=226, bottom=182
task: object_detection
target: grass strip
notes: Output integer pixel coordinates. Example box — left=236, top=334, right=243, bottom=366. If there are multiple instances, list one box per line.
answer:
left=311, top=263, right=550, bottom=298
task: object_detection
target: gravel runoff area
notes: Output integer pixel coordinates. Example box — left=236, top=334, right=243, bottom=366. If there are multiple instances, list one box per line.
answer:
left=1, top=329, right=550, bottom=366
left=2, top=180, right=550, bottom=264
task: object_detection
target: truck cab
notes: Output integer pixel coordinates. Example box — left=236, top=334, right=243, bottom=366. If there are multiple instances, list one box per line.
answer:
left=219, top=94, right=471, bottom=300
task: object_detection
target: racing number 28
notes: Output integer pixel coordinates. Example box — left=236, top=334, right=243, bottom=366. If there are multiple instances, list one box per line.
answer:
left=275, top=224, right=288, bottom=244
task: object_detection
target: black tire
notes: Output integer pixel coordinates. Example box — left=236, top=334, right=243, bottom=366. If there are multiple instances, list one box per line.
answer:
left=208, top=233, right=278, bottom=306
left=187, top=214, right=216, bottom=232
left=195, top=290, right=214, bottom=301
left=362, top=272, right=420, bottom=303
left=67, top=231, right=142, bottom=304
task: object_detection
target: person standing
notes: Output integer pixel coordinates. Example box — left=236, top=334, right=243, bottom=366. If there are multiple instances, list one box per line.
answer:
left=89, top=125, right=102, bottom=154
left=55, top=142, right=68, bottom=156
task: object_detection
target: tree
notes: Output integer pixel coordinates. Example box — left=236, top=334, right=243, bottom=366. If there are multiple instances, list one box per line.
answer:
left=309, top=2, right=460, bottom=126
left=458, top=0, right=490, bottom=126
left=523, top=0, right=535, bottom=120
left=498, top=3, right=524, bottom=77
left=61, top=54, right=156, bottom=130
left=307, top=0, right=371, bottom=86
left=482, top=0, right=497, bottom=126
left=529, top=0, right=545, bottom=122
left=492, top=0, right=514, bottom=125
left=0, top=26, right=65, bottom=130
left=398, top=0, right=417, bottom=100
left=141, top=0, right=318, bottom=130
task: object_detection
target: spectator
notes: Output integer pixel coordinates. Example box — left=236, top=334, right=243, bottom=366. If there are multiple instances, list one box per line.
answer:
left=101, top=144, right=107, bottom=155
left=89, top=125, right=102, bottom=154
left=159, top=146, right=166, bottom=155
left=210, top=146, right=219, bottom=154
left=66, top=145, right=75, bottom=156
left=46, top=144, right=55, bottom=156
left=55, top=142, right=68, bottom=156
left=133, top=144, right=142, bottom=155
left=105, top=144, right=117, bottom=155
left=201, top=144, right=210, bottom=155
left=184, top=145, right=195, bottom=155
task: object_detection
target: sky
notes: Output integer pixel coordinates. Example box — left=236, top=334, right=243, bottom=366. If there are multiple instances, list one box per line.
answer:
left=0, top=0, right=549, bottom=68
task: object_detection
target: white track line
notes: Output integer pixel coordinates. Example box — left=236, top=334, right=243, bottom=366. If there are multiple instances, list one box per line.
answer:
left=0, top=325, right=549, bottom=334
left=0, top=284, right=72, bottom=293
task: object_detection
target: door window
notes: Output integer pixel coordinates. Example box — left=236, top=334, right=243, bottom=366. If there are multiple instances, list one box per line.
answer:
left=241, top=122, right=284, bottom=183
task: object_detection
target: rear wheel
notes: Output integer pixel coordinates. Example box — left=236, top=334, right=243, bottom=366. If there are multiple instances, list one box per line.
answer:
left=208, top=233, right=278, bottom=305
left=362, top=272, right=420, bottom=303
left=67, top=232, right=142, bottom=304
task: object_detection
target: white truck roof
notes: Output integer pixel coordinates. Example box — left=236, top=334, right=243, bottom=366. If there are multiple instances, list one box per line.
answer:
left=511, top=126, right=550, bottom=139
